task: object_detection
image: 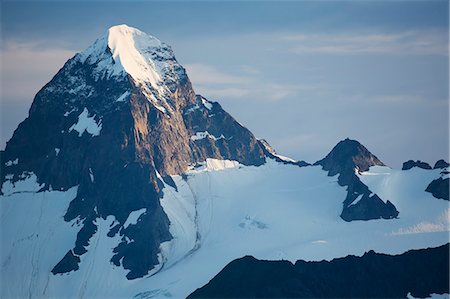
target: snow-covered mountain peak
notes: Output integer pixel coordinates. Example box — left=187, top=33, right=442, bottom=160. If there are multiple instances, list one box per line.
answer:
left=108, top=24, right=162, bottom=49
left=78, top=24, right=183, bottom=97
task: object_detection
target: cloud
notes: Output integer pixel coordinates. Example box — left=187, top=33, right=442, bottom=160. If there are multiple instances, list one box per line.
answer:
left=390, top=209, right=450, bottom=235
left=1, top=41, right=76, bottom=101
left=193, top=85, right=250, bottom=99
left=341, top=94, right=427, bottom=106
left=240, top=65, right=260, bottom=75
left=184, top=63, right=250, bottom=85
left=185, top=63, right=322, bottom=102
left=282, top=30, right=448, bottom=56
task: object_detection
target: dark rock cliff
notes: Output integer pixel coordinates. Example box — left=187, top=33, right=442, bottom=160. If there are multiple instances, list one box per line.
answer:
left=426, top=176, right=449, bottom=201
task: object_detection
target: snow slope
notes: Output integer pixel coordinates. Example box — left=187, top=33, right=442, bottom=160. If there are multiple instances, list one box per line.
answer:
left=1, top=160, right=448, bottom=298
left=0, top=176, right=80, bottom=298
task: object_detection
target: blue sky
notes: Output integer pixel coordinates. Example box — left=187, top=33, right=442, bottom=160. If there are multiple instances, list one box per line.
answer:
left=1, top=0, right=448, bottom=167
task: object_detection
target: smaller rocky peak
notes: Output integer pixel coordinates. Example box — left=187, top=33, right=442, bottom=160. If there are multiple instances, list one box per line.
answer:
left=433, top=159, right=449, bottom=169
left=314, top=138, right=384, bottom=175
left=402, top=160, right=432, bottom=171
left=314, top=138, right=397, bottom=222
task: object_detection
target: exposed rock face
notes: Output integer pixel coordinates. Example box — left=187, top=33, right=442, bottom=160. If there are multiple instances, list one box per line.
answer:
left=434, top=159, right=450, bottom=169
left=402, top=160, right=432, bottom=170
left=314, top=138, right=399, bottom=221
left=0, top=25, right=265, bottom=279
left=184, top=96, right=265, bottom=166
left=188, top=244, right=449, bottom=298
left=426, top=177, right=449, bottom=201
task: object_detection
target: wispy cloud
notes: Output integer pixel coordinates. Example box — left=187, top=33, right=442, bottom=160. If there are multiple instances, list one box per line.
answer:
left=391, top=209, right=450, bottom=235
left=193, top=85, right=250, bottom=99
left=281, top=30, right=448, bottom=56
left=240, top=65, right=261, bottom=75
left=184, top=63, right=249, bottom=85
left=184, top=63, right=322, bottom=102
left=1, top=41, right=76, bottom=101
left=342, top=94, right=428, bottom=105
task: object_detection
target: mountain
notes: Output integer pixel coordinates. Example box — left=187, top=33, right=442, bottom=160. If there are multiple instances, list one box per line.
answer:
left=1, top=25, right=265, bottom=280
left=189, top=244, right=449, bottom=298
left=314, top=138, right=399, bottom=221
left=1, top=25, right=448, bottom=298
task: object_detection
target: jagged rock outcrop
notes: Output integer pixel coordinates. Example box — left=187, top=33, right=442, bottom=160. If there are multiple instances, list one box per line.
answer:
left=314, top=138, right=399, bottom=221
left=426, top=176, right=449, bottom=201
left=189, top=244, right=449, bottom=298
left=0, top=25, right=265, bottom=279
left=402, top=160, right=432, bottom=170
left=434, top=159, right=450, bottom=169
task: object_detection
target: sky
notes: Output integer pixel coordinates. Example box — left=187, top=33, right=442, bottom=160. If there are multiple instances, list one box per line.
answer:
left=1, top=0, right=449, bottom=168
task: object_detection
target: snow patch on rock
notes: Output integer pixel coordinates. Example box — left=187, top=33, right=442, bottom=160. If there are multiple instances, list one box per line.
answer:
left=123, top=208, right=147, bottom=229
left=115, top=90, right=130, bottom=102
left=201, top=97, right=212, bottom=110
left=88, top=168, right=94, bottom=183
left=69, top=107, right=102, bottom=137
left=190, top=131, right=225, bottom=141
left=4, top=159, right=18, bottom=166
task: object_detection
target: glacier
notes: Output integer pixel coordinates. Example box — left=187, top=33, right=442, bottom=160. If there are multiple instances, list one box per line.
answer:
left=1, top=158, right=448, bottom=298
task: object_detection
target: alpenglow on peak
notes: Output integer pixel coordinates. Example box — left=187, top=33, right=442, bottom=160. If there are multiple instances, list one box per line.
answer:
left=77, top=24, right=185, bottom=96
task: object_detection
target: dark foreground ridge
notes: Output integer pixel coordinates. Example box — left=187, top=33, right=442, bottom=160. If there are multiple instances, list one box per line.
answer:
left=314, top=138, right=399, bottom=221
left=189, top=243, right=450, bottom=299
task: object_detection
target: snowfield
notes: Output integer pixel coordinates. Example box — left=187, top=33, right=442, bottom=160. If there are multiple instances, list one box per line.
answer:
left=1, top=159, right=448, bottom=298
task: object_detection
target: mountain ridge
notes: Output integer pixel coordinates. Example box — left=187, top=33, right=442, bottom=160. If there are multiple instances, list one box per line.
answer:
left=2, top=25, right=444, bottom=296
left=188, top=244, right=449, bottom=298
